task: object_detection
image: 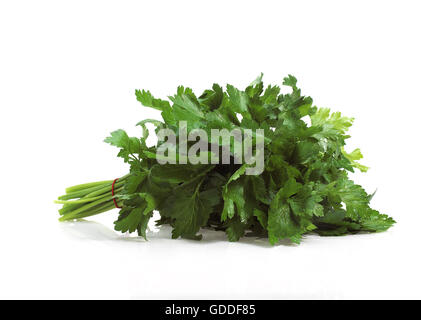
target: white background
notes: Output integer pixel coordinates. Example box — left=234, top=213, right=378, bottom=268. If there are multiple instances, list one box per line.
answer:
left=1, top=0, right=420, bottom=299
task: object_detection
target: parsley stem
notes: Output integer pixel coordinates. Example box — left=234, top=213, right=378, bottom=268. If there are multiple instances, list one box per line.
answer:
left=59, top=202, right=117, bottom=221
left=60, top=197, right=114, bottom=220
left=58, top=181, right=124, bottom=219
left=58, top=186, right=123, bottom=215
left=65, top=180, right=114, bottom=193
left=58, top=176, right=127, bottom=200
left=83, top=181, right=124, bottom=198
left=55, top=193, right=113, bottom=204
left=58, top=183, right=111, bottom=200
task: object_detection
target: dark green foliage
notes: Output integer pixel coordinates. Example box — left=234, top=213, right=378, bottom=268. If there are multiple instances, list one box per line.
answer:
left=56, top=75, right=394, bottom=244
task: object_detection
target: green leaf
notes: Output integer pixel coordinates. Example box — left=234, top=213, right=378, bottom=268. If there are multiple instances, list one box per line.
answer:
left=104, top=129, right=130, bottom=148
left=222, top=178, right=246, bottom=221
left=254, top=208, right=268, bottom=229
left=311, top=108, right=354, bottom=135
left=342, top=147, right=369, bottom=172
left=360, top=209, right=396, bottom=232
left=151, top=164, right=213, bottom=184
left=225, top=217, right=247, bottom=242
left=198, top=83, right=224, bottom=110
left=135, top=89, right=171, bottom=112
left=161, top=183, right=219, bottom=239
left=268, top=202, right=299, bottom=244
left=171, top=91, right=205, bottom=120
left=226, top=84, right=249, bottom=114
left=267, top=178, right=303, bottom=244
left=114, top=193, right=156, bottom=238
left=104, top=129, right=141, bottom=162
left=283, top=74, right=297, bottom=88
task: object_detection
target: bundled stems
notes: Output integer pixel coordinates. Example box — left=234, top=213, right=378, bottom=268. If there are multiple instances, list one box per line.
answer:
left=55, top=175, right=128, bottom=221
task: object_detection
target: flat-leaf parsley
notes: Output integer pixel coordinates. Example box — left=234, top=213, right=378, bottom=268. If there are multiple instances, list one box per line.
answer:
left=56, top=75, right=395, bottom=244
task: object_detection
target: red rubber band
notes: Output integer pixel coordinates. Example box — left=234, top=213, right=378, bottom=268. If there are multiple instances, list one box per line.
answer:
left=112, top=178, right=122, bottom=209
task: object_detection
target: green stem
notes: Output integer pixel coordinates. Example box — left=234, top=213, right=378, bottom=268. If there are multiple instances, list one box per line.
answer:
left=59, top=202, right=117, bottom=221
left=83, top=181, right=124, bottom=198
left=65, top=180, right=114, bottom=193
left=55, top=193, right=115, bottom=205
left=56, top=175, right=128, bottom=221
left=58, top=183, right=111, bottom=200
left=60, top=196, right=113, bottom=220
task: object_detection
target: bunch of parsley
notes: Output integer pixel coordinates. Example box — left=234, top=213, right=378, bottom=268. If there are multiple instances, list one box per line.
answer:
left=56, top=75, right=395, bottom=244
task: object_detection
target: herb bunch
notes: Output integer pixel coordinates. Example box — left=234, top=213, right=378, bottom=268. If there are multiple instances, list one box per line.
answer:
left=56, top=75, right=395, bottom=244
